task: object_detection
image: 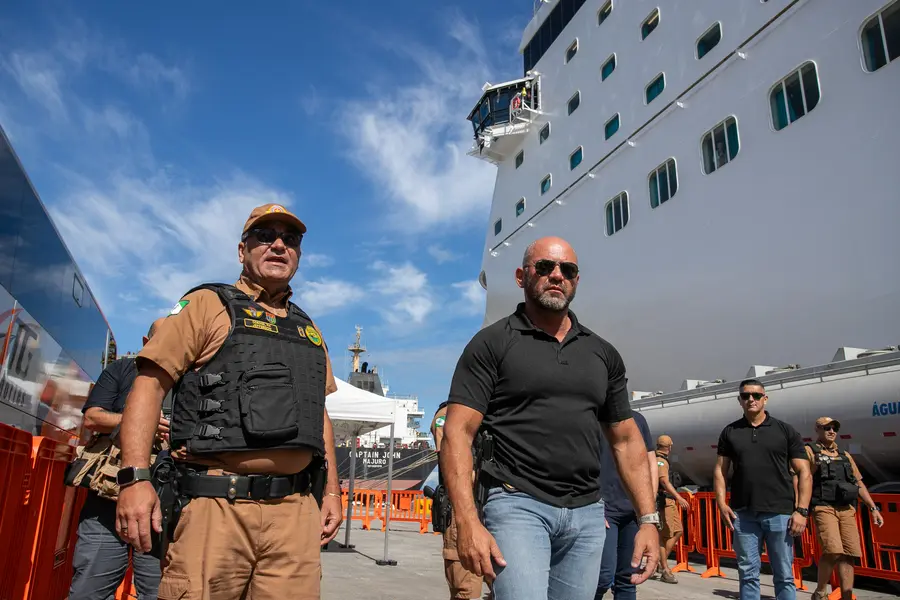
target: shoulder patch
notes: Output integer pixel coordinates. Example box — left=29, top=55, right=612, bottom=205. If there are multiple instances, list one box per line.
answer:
left=169, top=300, right=189, bottom=316
left=434, top=416, right=446, bottom=428
left=305, top=325, right=322, bottom=346
left=657, top=460, right=666, bottom=467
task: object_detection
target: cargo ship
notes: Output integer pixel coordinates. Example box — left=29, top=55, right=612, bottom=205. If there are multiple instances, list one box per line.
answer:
left=337, top=326, right=438, bottom=491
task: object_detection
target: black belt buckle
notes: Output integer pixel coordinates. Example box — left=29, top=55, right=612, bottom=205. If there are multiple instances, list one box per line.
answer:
left=249, top=475, right=273, bottom=500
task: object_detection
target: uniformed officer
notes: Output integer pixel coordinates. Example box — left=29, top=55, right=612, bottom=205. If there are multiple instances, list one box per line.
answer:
left=654, top=435, right=689, bottom=584
left=431, top=402, right=488, bottom=600
left=807, top=417, right=884, bottom=600
left=115, top=203, right=343, bottom=600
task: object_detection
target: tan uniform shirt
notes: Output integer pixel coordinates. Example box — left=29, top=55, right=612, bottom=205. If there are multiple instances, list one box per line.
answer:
left=430, top=406, right=447, bottom=453
left=657, top=454, right=676, bottom=507
left=137, top=274, right=338, bottom=475
left=805, top=442, right=864, bottom=482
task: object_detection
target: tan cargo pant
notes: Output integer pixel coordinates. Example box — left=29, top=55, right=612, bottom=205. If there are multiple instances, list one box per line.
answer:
left=157, top=492, right=320, bottom=599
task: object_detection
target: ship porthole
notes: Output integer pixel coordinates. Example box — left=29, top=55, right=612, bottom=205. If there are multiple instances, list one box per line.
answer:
left=478, top=270, right=487, bottom=290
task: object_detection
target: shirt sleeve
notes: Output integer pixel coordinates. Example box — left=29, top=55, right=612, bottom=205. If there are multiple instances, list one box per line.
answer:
left=135, top=289, right=220, bottom=381
left=447, top=330, right=500, bottom=414
left=310, top=320, right=338, bottom=396
left=716, top=427, right=733, bottom=457
left=82, top=361, right=123, bottom=413
left=847, top=453, right=864, bottom=482
left=598, top=341, right=632, bottom=424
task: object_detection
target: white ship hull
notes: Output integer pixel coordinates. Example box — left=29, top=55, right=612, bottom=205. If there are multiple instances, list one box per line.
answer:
left=471, top=0, right=900, bottom=483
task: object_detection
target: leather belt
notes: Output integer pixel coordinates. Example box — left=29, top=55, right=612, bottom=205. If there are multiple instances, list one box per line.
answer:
left=177, top=470, right=312, bottom=501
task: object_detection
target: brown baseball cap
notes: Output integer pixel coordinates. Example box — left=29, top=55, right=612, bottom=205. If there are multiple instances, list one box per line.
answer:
left=815, top=416, right=841, bottom=429
left=242, top=203, right=307, bottom=235
left=657, top=434, right=673, bottom=447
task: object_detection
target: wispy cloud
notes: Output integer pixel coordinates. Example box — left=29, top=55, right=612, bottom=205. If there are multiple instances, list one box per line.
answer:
left=1, top=52, right=66, bottom=120
left=339, top=11, right=507, bottom=234
left=371, top=260, right=436, bottom=325
left=427, top=244, right=460, bottom=264
left=303, top=253, right=335, bottom=268
left=299, top=279, right=365, bottom=317
left=452, top=280, right=486, bottom=316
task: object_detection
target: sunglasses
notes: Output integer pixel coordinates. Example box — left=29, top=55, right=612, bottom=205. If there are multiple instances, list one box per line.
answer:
left=244, top=227, right=302, bottom=248
left=821, top=425, right=839, bottom=432
left=531, top=259, right=579, bottom=280
left=738, top=392, right=765, bottom=401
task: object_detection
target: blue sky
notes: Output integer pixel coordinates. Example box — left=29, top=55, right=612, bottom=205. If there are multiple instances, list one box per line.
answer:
left=0, top=0, right=530, bottom=428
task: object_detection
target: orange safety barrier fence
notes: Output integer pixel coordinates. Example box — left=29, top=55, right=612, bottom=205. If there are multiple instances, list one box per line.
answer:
left=0, top=423, right=33, bottom=596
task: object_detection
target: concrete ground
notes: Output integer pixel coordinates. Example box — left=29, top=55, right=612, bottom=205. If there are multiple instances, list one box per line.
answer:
left=322, top=522, right=899, bottom=600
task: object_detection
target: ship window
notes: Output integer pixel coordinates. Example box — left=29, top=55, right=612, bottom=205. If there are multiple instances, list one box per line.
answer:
left=861, top=0, right=899, bottom=72
left=649, top=158, right=678, bottom=209
left=598, top=1, right=612, bottom=25
left=539, top=123, right=550, bottom=144
left=566, top=40, right=579, bottom=63
left=645, top=73, right=665, bottom=104
left=494, top=218, right=502, bottom=236
left=605, top=192, right=629, bottom=236
left=697, top=22, right=722, bottom=59
left=604, top=113, right=620, bottom=140
left=72, top=273, right=84, bottom=307
left=770, top=62, right=820, bottom=131
left=701, top=116, right=739, bottom=174
left=570, top=146, right=583, bottom=170
left=516, top=150, right=524, bottom=169
left=522, top=0, right=589, bottom=74
left=568, top=91, right=581, bottom=115
left=641, top=9, right=660, bottom=40
left=601, top=54, right=616, bottom=81
left=516, top=198, right=526, bottom=217
left=540, top=174, right=552, bottom=195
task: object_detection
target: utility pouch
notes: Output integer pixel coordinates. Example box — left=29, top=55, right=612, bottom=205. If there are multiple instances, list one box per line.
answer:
left=239, top=364, right=298, bottom=440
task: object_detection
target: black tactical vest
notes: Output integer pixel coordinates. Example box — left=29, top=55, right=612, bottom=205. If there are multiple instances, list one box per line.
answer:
left=170, top=283, right=326, bottom=456
left=808, top=442, right=858, bottom=507
left=656, top=452, right=680, bottom=500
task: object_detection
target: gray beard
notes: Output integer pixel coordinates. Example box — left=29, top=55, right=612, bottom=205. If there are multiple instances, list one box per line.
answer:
left=536, top=292, right=569, bottom=311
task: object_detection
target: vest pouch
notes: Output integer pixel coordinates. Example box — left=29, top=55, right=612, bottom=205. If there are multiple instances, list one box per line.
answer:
left=239, top=364, right=299, bottom=441
left=821, top=479, right=859, bottom=506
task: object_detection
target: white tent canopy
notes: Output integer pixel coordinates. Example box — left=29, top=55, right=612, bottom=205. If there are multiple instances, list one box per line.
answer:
left=325, top=377, right=399, bottom=566
left=326, top=378, right=396, bottom=444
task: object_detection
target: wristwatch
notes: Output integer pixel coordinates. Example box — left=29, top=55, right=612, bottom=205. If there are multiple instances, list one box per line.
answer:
left=638, top=512, right=661, bottom=529
left=794, top=506, right=809, bottom=517
left=116, top=466, right=152, bottom=488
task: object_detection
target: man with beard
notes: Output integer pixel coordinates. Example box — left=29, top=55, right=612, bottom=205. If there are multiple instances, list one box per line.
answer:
left=441, top=236, right=659, bottom=600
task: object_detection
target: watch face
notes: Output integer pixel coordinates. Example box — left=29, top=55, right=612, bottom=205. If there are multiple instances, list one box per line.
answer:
left=116, top=468, right=135, bottom=485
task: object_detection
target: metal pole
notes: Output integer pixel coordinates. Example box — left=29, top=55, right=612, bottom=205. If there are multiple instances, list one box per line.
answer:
left=340, top=433, right=358, bottom=550
left=377, top=415, right=397, bottom=566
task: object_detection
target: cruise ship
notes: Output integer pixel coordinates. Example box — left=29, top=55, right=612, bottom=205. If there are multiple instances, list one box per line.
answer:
left=467, top=0, right=900, bottom=486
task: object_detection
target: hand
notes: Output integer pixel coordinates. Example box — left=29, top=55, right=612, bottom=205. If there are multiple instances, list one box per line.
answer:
left=677, top=495, right=691, bottom=512
left=456, top=518, right=507, bottom=581
left=116, top=480, right=162, bottom=553
left=629, top=524, right=660, bottom=584
left=320, top=493, right=343, bottom=545
left=789, top=511, right=807, bottom=536
left=157, top=413, right=170, bottom=436
left=605, top=518, right=609, bottom=529
left=718, top=503, right=737, bottom=530
left=872, top=509, right=884, bottom=528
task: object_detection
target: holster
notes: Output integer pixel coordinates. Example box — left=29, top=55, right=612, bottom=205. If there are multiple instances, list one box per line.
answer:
left=148, top=450, right=185, bottom=561
left=308, top=454, right=327, bottom=509
left=427, top=468, right=453, bottom=533
left=472, top=428, right=495, bottom=524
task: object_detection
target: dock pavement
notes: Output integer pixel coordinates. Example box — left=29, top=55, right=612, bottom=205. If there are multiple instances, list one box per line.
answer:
left=322, top=522, right=899, bottom=600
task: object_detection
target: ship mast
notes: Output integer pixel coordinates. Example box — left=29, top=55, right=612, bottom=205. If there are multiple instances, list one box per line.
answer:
left=348, top=325, right=366, bottom=373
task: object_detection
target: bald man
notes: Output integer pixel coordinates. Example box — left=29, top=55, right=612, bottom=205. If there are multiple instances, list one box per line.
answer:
left=68, top=318, right=169, bottom=600
left=442, top=236, right=659, bottom=600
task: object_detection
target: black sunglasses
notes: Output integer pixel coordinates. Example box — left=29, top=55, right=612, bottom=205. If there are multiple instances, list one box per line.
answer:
left=821, top=425, right=839, bottom=432
left=738, top=392, right=765, bottom=401
left=244, top=227, right=302, bottom=248
left=531, top=259, right=579, bottom=280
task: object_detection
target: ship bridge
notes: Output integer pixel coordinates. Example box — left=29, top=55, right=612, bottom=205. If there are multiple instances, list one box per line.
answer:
left=466, top=73, right=543, bottom=164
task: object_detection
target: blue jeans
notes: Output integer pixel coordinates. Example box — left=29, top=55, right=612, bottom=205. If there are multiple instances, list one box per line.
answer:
left=732, top=510, right=796, bottom=600
left=68, top=495, right=161, bottom=600
left=483, top=485, right=606, bottom=600
left=594, top=512, right=638, bottom=600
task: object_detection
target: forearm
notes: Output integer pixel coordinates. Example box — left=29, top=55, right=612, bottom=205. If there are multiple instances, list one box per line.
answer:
left=119, top=376, right=166, bottom=469
left=713, top=468, right=727, bottom=506
left=796, top=468, right=812, bottom=508
left=612, top=436, right=656, bottom=516
left=858, top=484, right=877, bottom=511
left=322, top=409, right=340, bottom=494
left=663, top=479, right=680, bottom=498
left=440, top=428, right=478, bottom=526
left=83, top=408, right=122, bottom=433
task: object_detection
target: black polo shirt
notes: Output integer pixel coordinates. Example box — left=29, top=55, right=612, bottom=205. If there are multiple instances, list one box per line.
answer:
left=82, top=357, right=137, bottom=415
left=447, top=303, right=632, bottom=508
left=716, top=411, right=807, bottom=514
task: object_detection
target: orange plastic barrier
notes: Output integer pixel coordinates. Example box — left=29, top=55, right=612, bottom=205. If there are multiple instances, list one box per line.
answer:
left=0, top=423, right=33, bottom=595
